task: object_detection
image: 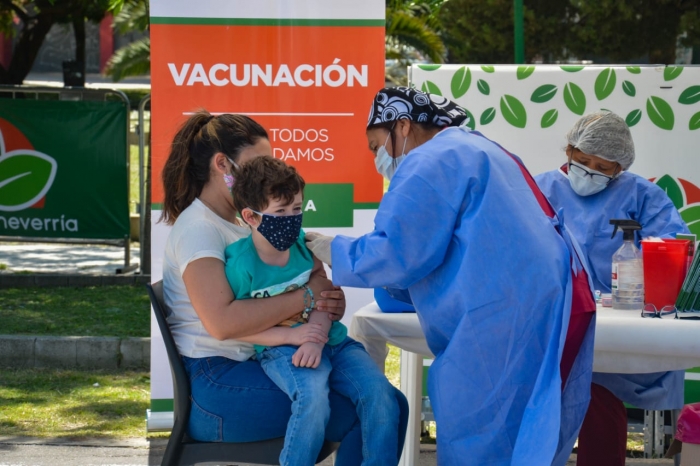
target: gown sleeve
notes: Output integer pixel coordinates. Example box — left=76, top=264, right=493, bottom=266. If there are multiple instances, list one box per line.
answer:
left=637, top=182, right=690, bottom=239
left=331, top=153, right=465, bottom=290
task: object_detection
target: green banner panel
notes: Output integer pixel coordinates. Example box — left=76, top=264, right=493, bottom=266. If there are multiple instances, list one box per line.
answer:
left=0, top=100, right=129, bottom=239
left=302, top=183, right=354, bottom=228
left=151, top=398, right=174, bottom=412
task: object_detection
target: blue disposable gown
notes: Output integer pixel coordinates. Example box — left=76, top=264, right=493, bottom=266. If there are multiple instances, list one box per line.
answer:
left=332, top=127, right=576, bottom=465
left=536, top=167, right=689, bottom=410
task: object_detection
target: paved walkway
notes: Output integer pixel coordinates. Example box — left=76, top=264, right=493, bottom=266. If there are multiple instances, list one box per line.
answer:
left=0, top=437, right=677, bottom=465
left=0, top=243, right=141, bottom=275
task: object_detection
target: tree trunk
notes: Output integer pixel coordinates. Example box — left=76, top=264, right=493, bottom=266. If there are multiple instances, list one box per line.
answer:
left=3, top=14, right=55, bottom=84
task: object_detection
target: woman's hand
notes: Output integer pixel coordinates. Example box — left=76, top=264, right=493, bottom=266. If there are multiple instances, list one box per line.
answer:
left=316, top=286, right=346, bottom=322
left=307, top=269, right=346, bottom=322
left=288, top=323, right=329, bottom=346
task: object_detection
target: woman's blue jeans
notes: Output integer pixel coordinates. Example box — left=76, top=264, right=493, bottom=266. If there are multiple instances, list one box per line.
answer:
left=258, top=338, right=402, bottom=465
left=182, top=340, right=409, bottom=466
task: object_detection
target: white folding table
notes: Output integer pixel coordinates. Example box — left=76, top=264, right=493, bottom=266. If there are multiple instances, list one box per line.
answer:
left=350, top=303, right=700, bottom=466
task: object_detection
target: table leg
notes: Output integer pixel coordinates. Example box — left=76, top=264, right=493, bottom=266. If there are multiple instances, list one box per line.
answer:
left=399, top=350, right=423, bottom=466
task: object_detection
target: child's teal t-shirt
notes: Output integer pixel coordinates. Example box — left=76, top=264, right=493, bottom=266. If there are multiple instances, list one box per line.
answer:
left=224, top=230, right=347, bottom=353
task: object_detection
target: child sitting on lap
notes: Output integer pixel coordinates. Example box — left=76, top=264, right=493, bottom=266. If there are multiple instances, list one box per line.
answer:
left=225, top=156, right=401, bottom=466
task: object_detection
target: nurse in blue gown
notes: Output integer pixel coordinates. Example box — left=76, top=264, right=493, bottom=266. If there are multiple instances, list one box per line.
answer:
left=535, top=111, right=690, bottom=466
left=306, top=87, right=591, bottom=465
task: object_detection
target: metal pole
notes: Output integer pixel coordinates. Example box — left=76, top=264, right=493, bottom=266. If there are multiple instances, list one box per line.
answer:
left=514, top=0, right=525, bottom=64
left=138, top=95, right=151, bottom=275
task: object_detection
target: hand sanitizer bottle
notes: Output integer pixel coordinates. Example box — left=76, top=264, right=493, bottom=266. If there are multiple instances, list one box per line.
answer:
left=610, top=219, right=644, bottom=310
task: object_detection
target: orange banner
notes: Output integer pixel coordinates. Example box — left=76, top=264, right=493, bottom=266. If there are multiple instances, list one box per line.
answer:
left=151, top=24, right=385, bottom=206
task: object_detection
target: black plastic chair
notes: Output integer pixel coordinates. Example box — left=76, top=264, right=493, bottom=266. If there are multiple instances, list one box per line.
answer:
left=147, top=280, right=339, bottom=466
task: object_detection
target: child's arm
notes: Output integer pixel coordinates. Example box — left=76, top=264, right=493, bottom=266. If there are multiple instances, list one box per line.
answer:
left=292, top=258, right=333, bottom=368
left=305, top=257, right=333, bottom=335
left=236, top=322, right=328, bottom=347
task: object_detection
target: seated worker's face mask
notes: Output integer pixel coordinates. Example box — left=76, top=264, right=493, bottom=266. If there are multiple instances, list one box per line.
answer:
left=568, top=160, right=615, bottom=196
left=375, top=125, right=408, bottom=180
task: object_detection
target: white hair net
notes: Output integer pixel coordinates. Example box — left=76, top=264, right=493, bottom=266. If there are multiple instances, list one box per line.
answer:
left=566, top=111, right=635, bottom=170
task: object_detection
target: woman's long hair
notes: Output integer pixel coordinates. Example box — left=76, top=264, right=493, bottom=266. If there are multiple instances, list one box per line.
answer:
left=160, top=110, right=268, bottom=225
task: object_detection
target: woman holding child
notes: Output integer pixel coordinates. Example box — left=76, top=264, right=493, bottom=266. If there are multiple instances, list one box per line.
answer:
left=160, top=112, right=407, bottom=466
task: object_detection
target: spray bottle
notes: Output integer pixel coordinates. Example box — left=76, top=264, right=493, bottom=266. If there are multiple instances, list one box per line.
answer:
left=610, top=219, right=644, bottom=310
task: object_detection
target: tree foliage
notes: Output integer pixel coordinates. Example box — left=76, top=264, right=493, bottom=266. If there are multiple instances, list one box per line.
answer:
left=438, top=0, right=700, bottom=64
left=103, top=0, right=149, bottom=82
left=568, top=0, right=700, bottom=64
left=386, top=0, right=447, bottom=63
left=440, top=0, right=576, bottom=64
left=0, top=0, right=111, bottom=84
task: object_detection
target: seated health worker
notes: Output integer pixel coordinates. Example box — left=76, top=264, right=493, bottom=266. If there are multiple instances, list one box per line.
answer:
left=159, top=111, right=408, bottom=465
left=535, top=111, right=690, bottom=466
left=225, top=156, right=402, bottom=466
left=306, top=87, right=597, bottom=466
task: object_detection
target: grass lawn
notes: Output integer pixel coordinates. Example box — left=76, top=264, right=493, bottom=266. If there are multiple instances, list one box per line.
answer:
left=0, top=368, right=151, bottom=438
left=0, top=343, right=643, bottom=453
left=0, top=285, right=150, bottom=337
left=0, top=346, right=403, bottom=439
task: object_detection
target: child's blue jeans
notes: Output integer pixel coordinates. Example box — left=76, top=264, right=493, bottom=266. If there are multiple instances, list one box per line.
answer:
left=182, top=339, right=407, bottom=466
left=258, top=337, right=402, bottom=466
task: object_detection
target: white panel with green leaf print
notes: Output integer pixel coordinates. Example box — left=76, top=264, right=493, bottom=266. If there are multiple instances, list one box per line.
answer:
left=408, top=64, right=700, bottom=238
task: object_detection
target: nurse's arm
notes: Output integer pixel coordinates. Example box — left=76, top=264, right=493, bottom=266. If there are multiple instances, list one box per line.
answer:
left=331, top=176, right=458, bottom=289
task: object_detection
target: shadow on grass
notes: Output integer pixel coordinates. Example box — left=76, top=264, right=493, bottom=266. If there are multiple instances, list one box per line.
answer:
left=0, top=368, right=150, bottom=438
left=61, top=399, right=147, bottom=421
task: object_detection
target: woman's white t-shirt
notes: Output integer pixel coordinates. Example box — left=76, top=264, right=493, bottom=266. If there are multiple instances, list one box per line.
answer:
left=162, top=198, right=255, bottom=360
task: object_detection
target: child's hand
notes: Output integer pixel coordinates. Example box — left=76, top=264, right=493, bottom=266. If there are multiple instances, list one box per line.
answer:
left=292, top=342, right=323, bottom=368
left=288, top=323, right=328, bottom=346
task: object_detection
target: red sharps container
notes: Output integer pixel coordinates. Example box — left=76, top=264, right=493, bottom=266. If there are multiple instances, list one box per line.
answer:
left=641, top=239, right=691, bottom=309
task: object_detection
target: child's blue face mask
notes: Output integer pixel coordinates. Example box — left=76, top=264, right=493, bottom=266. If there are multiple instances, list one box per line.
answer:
left=250, top=210, right=303, bottom=251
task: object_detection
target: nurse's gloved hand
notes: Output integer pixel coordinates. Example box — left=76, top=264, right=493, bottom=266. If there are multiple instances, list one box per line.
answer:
left=305, top=231, right=334, bottom=266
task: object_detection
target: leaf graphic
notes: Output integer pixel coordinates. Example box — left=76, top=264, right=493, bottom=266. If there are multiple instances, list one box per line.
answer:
left=451, top=66, right=471, bottom=98
left=477, top=79, right=490, bottom=95
left=655, top=175, right=684, bottom=210
left=679, top=86, right=700, bottom=105
left=563, top=82, right=586, bottom=115
left=646, top=96, right=674, bottom=130
left=464, top=109, right=476, bottom=130
left=531, top=84, right=557, bottom=103
left=517, top=65, right=535, bottom=80
left=541, top=109, right=558, bottom=128
left=626, top=66, right=641, bottom=74
left=500, top=95, right=527, bottom=128
left=625, top=109, right=642, bottom=127
left=421, top=80, right=442, bottom=96
left=594, top=68, right=617, bottom=101
left=480, top=107, right=496, bottom=125
left=622, top=81, right=636, bottom=97
left=561, top=65, right=584, bottom=72
left=481, top=65, right=495, bottom=73
left=0, top=152, right=57, bottom=212
left=680, top=204, right=700, bottom=237
left=690, top=112, right=700, bottom=131
left=418, top=64, right=441, bottom=71
left=663, top=66, right=683, bottom=81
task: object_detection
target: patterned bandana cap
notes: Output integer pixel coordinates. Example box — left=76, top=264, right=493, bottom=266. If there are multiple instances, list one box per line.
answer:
left=367, top=86, right=468, bottom=129
left=254, top=211, right=304, bottom=252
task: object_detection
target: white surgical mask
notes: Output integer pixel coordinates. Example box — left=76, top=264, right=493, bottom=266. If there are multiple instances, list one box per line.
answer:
left=374, top=128, right=408, bottom=180
left=567, top=161, right=613, bottom=196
